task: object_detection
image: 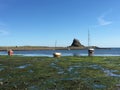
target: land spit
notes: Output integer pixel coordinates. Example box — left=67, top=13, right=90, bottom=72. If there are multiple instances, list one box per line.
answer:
left=0, top=46, right=86, bottom=51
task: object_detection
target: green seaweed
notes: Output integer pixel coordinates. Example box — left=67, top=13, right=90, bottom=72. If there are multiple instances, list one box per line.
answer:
left=0, top=56, right=120, bottom=90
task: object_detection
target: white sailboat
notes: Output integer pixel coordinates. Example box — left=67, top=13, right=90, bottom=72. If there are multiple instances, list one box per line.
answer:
left=53, top=40, right=61, bottom=57
left=88, top=29, right=94, bottom=56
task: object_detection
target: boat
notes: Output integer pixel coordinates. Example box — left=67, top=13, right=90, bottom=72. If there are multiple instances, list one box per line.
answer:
left=88, top=29, right=94, bottom=56
left=53, top=40, right=61, bottom=57
left=53, top=52, right=61, bottom=57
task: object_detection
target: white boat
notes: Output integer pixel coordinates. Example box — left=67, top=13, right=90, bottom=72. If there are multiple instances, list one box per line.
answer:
left=89, top=48, right=94, bottom=51
left=53, top=40, right=62, bottom=57
left=53, top=52, right=61, bottom=57
left=88, top=29, right=94, bottom=56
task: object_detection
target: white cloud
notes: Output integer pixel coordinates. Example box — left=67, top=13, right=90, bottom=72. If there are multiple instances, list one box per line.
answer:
left=97, top=10, right=112, bottom=26
left=98, top=15, right=112, bottom=26
left=90, top=11, right=112, bottom=29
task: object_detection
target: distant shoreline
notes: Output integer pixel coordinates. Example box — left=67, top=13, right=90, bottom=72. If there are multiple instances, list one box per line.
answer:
left=0, top=46, right=114, bottom=51
left=0, top=46, right=85, bottom=51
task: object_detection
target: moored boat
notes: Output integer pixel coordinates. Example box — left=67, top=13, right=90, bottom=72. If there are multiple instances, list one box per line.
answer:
left=53, top=52, right=61, bottom=57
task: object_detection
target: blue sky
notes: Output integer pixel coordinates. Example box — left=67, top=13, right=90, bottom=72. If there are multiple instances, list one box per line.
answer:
left=0, top=0, right=120, bottom=47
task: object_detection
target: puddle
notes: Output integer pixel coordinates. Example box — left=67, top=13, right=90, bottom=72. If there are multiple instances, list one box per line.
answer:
left=50, top=62, right=56, bottom=67
left=50, top=60, right=120, bottom=89
left=27, top=85, right=40, bottom=90
left=29, top=70, right=34, bottom=73
left=89, top=64, right=102, bottom=69
left=94, top=84, right=106, bottom=89
left=16, top=64, right=31, bottom=69
left=0, top=64, right=5, bottom=71
left=68, top=66, right=81, bottom=72
left=43, top=79, right=57, bottom=85
left=51, top=60, right=120, bottom=78
left=61, top=78, right=76, bottom=81
left=89, top=64, right=120, bottom=77
left=0, top=68, right=4, bottom=71
left=0, top=78, right=3, bottom=81
left=103, top=69, right=120, bottom=77
left=50, top=63, right=65, bottom=74
left=50, top=60, right=65, bottom=75
left=68, top=67, right=73, bottom=72
left=58, top=70, right=64, bottom=74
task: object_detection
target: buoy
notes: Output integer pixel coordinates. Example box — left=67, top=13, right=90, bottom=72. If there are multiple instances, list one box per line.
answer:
left=8, top=49, right=13, bottom=56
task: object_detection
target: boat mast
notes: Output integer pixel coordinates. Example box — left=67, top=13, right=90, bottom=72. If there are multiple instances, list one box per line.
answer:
left=88, top=29, right=94, bottom=56
left=55, top=40, right=57, bottom=50
left=88, top=29, right=90, bottom=48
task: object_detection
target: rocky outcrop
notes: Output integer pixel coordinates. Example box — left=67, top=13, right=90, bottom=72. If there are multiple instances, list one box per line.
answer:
left=70, top=38, right=84, bottom=47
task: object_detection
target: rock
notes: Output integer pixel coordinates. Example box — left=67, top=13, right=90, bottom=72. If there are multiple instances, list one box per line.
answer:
left=116, top=84, right=120, bottom=87
left=116, top=84, right=120, bottom=90
left=71, top=38, right=84, bottom=47
left=0, top=82, right=3, bottom=85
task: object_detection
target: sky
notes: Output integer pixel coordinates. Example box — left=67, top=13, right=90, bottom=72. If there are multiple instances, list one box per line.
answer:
left=0, top=0, right=120, bottom=47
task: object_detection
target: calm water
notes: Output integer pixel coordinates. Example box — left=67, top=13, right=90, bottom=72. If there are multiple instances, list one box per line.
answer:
left=0, top=48, right=120, bottom=57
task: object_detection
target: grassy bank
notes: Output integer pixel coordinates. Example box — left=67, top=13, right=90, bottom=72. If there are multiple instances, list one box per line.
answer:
left=0, top=56, right=120, bottom=90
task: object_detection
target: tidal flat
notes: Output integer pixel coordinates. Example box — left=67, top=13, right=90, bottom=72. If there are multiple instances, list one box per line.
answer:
left=0, top=56, right=120, bottom=90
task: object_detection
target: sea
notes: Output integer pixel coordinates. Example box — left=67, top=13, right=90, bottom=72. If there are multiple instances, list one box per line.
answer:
left=0, top=48, right=120, bottom=57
